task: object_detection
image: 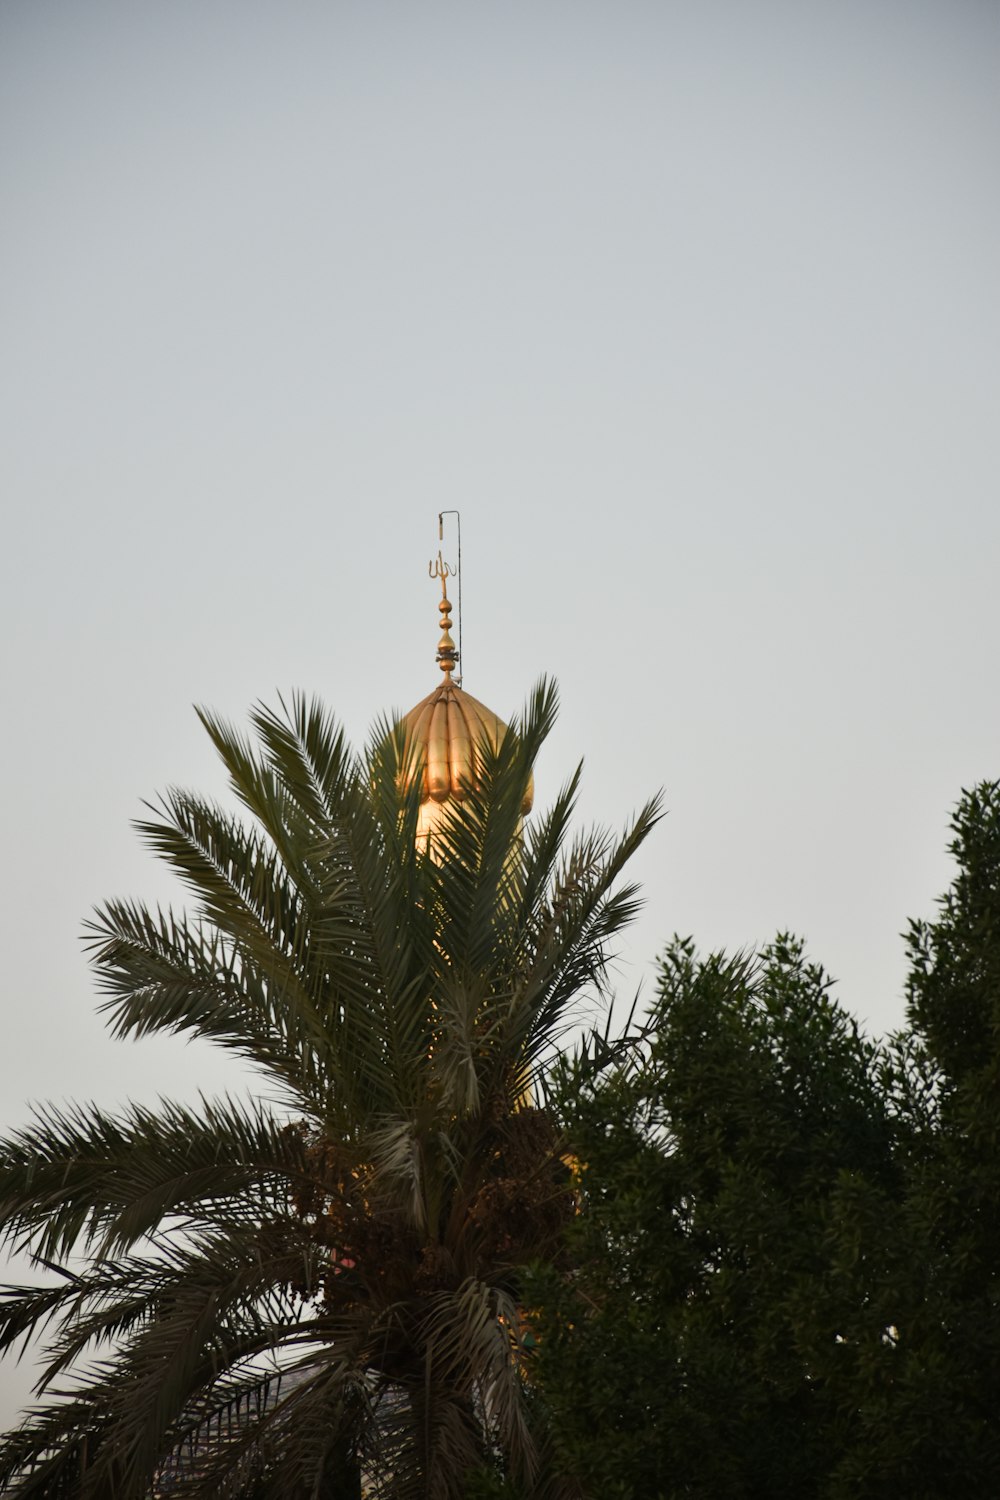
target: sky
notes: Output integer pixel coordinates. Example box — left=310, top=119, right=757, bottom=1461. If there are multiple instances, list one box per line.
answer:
left=1, top=0, right=998, bottom=1423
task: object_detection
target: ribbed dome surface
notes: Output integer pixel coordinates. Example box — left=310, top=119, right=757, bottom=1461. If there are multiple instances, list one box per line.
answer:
left=401, top=681, right=534, bottom=814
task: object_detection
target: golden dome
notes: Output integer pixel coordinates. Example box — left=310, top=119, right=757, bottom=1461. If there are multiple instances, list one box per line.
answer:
left=401, top=680, right=534, bottom=816
left=400, top=548, right=533, bottom=840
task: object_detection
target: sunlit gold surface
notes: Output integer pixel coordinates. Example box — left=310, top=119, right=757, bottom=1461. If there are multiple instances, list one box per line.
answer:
left=401, top=681, right=534, bottom=815
left=405, top=542, right=533, bottom=844
left=436, top=591, right=458, bottom=678
left=428, top=551, right=459, bottom=680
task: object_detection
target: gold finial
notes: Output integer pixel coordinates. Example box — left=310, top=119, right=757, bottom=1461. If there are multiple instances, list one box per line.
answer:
left=429, top=550, right=459, bottom=678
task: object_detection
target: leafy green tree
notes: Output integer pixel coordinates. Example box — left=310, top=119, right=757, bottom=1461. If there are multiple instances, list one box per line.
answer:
left=0, top=682, right=659, bottom=1499
left=529, top=937, right=912, bottom=1499
left=529, top=783, right=1000, bottom=1498
left=893, top=780, right=1000, bottom=1491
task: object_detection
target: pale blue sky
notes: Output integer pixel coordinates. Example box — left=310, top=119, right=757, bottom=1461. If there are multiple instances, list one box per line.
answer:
left=1, top=0, right=998, bottom=1421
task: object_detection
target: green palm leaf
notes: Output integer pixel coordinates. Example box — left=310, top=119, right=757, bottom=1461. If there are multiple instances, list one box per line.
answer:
left=0, top=679, right=660, bottom=1497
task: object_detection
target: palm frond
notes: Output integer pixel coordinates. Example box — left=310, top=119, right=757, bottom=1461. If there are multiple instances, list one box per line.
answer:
left=0, top=1097, right=305, bottom=1261
left=0, top=678, right=660, bottom=1497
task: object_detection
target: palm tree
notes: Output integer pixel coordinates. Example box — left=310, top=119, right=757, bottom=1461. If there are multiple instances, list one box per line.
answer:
left=0, top=680, right=659, bottom=1498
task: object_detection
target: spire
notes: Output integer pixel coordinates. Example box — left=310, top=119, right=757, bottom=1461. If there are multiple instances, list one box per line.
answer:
left=429, top=508, right=462, bottom=684
left=429, top=552, right=459, bottom=680
left=402, top=516, right=532, bottom=851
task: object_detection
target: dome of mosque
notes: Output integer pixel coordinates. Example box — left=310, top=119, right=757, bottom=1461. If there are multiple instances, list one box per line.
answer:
left=400, top=550, right=533, bottom=837
left=401, top=679, right=534, bottom=814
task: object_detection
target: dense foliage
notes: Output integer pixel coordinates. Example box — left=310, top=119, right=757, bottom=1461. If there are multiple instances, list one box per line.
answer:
left=529, top=783, right=1000, bottom=1499
left=3, top=683, right=998, bottom=1500
left=0, top=682, right=659, bottom=1499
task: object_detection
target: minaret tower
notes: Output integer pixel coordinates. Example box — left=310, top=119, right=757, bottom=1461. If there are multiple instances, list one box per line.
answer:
left=400, top=520, right=533, bottom=849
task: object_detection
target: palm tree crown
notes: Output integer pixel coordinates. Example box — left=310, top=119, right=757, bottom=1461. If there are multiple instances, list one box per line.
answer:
left=0, top=679, right=660, bottom=1498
